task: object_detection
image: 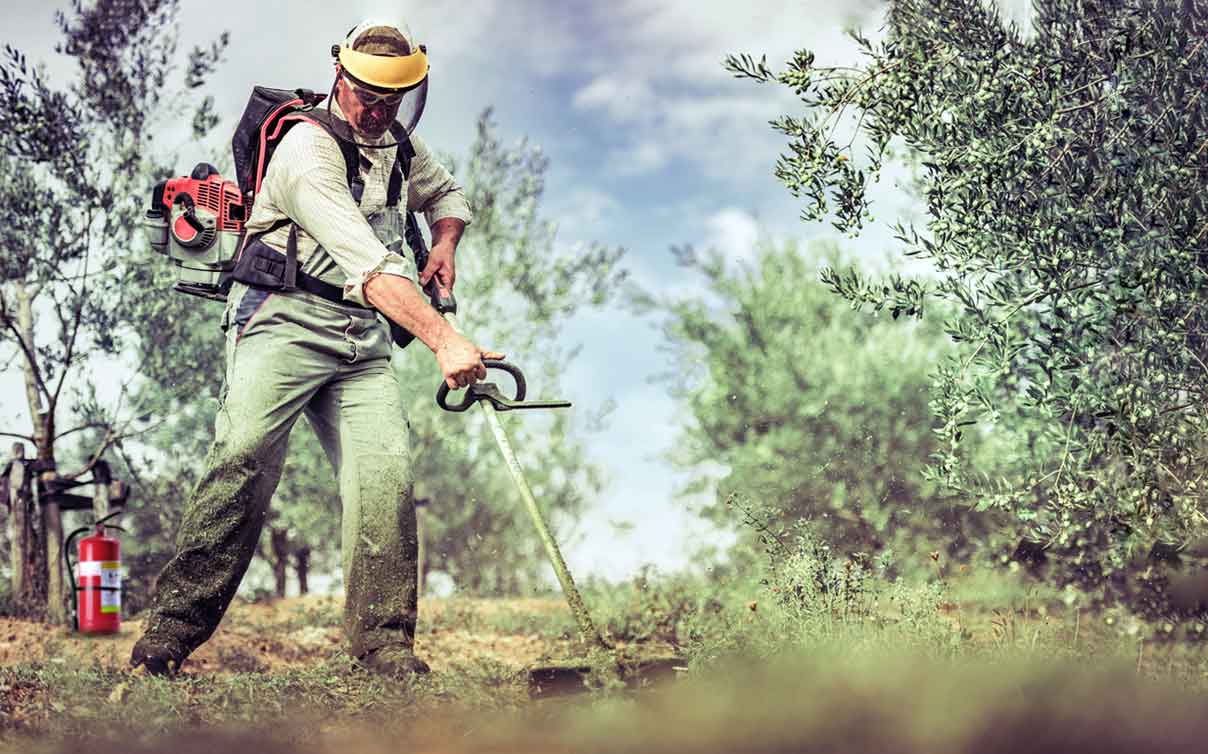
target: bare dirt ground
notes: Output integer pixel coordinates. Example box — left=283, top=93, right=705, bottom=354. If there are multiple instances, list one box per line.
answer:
left=0, top=596, right=626, bottom=675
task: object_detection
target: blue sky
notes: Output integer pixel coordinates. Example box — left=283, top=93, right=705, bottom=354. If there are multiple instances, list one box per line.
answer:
left=4, top=0, right=1037, bottom=586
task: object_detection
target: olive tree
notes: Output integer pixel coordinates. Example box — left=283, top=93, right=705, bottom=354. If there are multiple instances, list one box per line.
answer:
left=0, top=0, right=225, bottom=618
left=729, top=0, right=1208, bottom=616
left=646, top=238, right=994, bottom=569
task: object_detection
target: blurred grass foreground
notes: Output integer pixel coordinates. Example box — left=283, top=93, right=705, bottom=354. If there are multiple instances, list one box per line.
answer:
left=4, top=565, right=1208, bottom=754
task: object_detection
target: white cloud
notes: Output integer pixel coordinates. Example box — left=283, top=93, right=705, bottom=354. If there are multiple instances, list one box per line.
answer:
left=992, top=0, right=1038, bottom=41
left=560, top=0, right=886, bottom=178
left=608, top=140, right=669, bottom=176
left=706, top=207, right=761, bottom=262
left=549, top=187, right=623, bottom=239
left=607, top=0, right=874, bottom=79
left=572, top=75, right=658, bottom=123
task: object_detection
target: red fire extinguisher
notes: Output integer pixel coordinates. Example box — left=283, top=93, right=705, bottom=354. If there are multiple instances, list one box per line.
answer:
left=65, top=512, right=125, bottom=634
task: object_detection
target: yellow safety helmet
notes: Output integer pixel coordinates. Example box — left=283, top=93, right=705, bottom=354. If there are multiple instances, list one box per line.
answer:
left=331, top=20, right=429, bottom=91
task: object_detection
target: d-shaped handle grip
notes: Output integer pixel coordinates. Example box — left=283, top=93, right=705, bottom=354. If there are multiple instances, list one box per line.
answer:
left=436, top=359, right=526, bottom=412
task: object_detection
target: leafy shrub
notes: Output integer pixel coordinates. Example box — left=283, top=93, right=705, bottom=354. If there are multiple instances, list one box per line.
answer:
left=645, top=239, right=993, bottom=561
left=584, top=568, right=730, bottom=650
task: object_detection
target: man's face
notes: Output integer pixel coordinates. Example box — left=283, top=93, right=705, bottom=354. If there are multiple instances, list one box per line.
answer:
left=335, top=72, right=404, bottom=139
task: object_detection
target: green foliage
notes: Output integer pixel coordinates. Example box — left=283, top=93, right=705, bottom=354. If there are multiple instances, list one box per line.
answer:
left=392, top=111, right=624, bottom=594
left=767, top=525, right=888, bottom=626
left=761, top=527, right=963, bottom=654
left=585, top=568, right=727, bottom=647
left=648, top=238, right=985, bottom=558
left=258, top=427, right=337, bottom=596
left=733, top=0, right=1208, bottom=614
left=0, top=1, right=227, bottom=419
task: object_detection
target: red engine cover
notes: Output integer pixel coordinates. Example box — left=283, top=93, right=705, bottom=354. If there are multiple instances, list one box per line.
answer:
left=159, top=173, right=246, bottom=233
left=76, top=527, right=121, bottom=634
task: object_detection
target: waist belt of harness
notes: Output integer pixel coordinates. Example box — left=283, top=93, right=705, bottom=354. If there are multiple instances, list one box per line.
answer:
left=232, top=235, right=371, bottom=310
left=230, top=231, right=417, bottom=348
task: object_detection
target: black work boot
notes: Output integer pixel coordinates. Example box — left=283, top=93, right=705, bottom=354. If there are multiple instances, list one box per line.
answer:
left=354, top=647, right=431, bottom=680
left=130, top=635, right=188, bottom=677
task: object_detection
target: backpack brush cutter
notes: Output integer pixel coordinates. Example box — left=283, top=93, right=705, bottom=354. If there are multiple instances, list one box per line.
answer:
left=420, top=273, right=683, bottom=697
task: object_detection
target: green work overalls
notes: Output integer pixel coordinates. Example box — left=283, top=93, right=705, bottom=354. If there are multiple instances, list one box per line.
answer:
left=139, top=211, right=421, bottom=661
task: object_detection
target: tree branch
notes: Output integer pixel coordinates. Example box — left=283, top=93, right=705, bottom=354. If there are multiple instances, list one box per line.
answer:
left=63, top=417, right=166, bottom=481
left=0, top=286, right=51, bottom=403
left=52, top=422, right=109, bottom=442
left=112, top=439, right=147, bottom=493
left=52, top=205, right=95, bottom=407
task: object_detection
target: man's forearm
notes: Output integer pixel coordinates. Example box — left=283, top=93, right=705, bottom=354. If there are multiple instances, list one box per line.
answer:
left=430, top=217, right=465, bottom=248
left=363, top=273, right=455, bottom=352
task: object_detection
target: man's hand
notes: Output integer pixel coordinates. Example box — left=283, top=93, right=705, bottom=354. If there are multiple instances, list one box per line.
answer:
left=419, top=239, right=456, bottom=292
left=436, top=331, right=505, bottom=389
left=422, top=216, right=465, bottom=292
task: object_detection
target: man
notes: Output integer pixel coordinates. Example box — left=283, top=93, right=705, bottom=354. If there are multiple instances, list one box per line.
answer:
left=131, top=19, right=496, bottom=679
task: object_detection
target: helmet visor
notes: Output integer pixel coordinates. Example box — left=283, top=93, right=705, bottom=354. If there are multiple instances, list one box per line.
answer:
left=340, top=70, right=427, bottom=136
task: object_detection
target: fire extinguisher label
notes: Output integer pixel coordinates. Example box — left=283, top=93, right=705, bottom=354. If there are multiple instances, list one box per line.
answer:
left=79, top=561, right=122, bottom=613
left=101, top=563, right=121, bottom=613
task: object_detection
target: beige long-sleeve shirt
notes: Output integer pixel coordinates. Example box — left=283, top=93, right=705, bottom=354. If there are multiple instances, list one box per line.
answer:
left=243, top=103, right=472, bottom=307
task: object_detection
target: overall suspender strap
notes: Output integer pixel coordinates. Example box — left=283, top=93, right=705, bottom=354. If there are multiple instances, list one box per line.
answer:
left=385, top=123, right=415, bottom=208
left=284, top=224, right=299, bottom=290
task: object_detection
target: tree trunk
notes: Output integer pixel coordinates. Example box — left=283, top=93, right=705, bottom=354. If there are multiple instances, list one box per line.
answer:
left=295, top=546, right=310, bottom=595
left=13, top=283, right=53, bottom=618
left=93, top=460, right=111, bottom=522
left=5, top=449, right=47, bottom=616
left=269, top=527, right=289, bottom=598
left=41, top=474, right=66, bottom=626
left=13, top=466, right=49, bottom=617
left=14, top=285, right=44, bottom=455
left=6, top=444, right=30, bottom=602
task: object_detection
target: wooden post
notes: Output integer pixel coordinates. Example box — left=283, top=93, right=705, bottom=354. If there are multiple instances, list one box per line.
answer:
left=41, top=470, right=67, bottom=626
left=92, top=460, right=111, bottom=522
left=6, top=443, right=28, bottom=600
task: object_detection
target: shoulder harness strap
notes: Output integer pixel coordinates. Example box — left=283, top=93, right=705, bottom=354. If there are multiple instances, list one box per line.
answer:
left=302, top=109, right=365, bottom=204
left=386, top=123, right=415, bottom=209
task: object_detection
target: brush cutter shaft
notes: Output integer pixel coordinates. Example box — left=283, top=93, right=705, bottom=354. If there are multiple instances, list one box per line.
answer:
left=444, top=313, right=608, bottom=649
left=479, top=400, right=606, bottom=648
